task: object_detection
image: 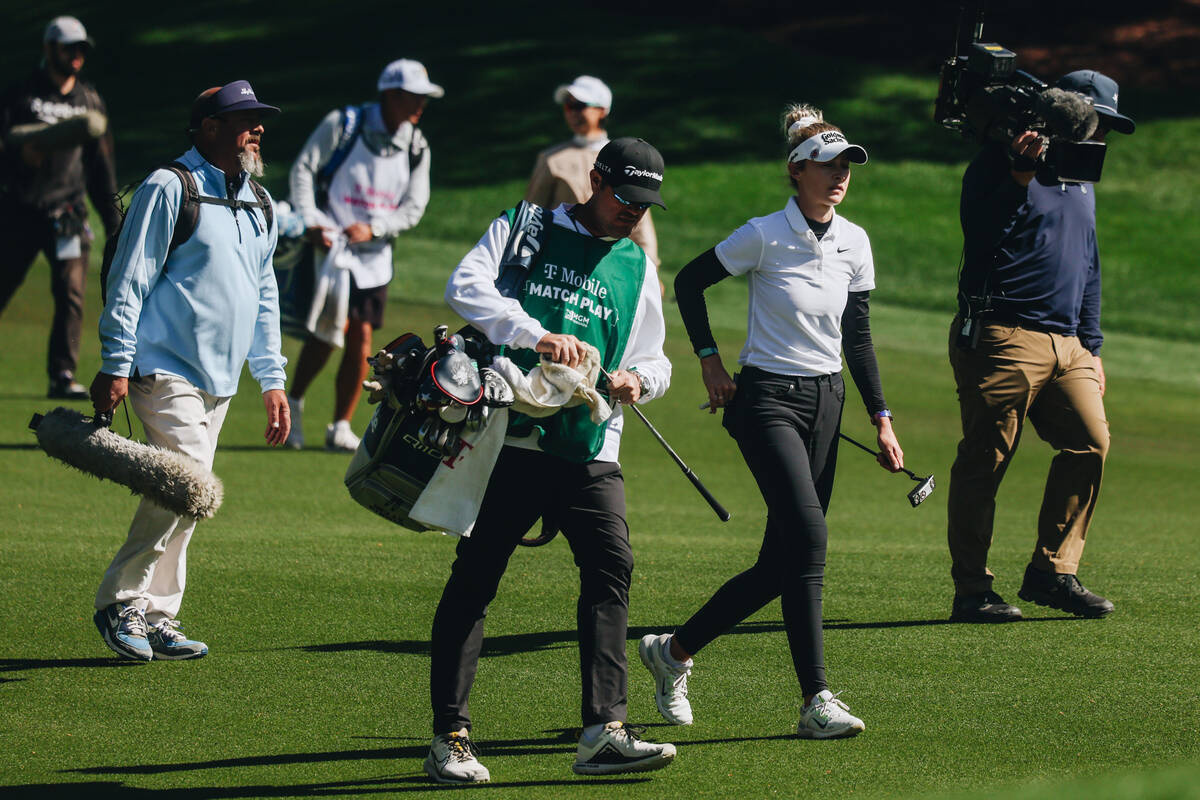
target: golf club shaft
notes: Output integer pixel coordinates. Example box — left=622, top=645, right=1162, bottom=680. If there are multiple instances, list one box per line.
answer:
left=838, top=431, right=919, bottom=480
left=601, top=367, right=731, bottom=522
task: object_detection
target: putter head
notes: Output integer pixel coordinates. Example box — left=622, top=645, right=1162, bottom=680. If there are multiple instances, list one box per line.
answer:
left=907, top=474, right=936, bottom=508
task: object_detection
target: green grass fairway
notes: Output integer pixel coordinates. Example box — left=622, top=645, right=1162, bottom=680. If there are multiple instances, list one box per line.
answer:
left=2, top=254, right=1198, bottom=797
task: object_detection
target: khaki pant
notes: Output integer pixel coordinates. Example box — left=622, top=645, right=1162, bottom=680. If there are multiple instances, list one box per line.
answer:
left=95, top=374, right=230, bottom=623
left=947, top=319, right=1109, bottom=595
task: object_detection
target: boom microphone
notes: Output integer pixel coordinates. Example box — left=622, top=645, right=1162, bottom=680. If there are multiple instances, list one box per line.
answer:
left=30, top=407, right=224, bottom=519
left=1034, top=88, right=1097, bottom=141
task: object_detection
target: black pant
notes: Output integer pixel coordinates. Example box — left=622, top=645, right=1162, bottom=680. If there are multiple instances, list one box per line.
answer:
left=674, top=367, right=844, bottom=696
left=430, top=445, right=633, bottom=734
left=0, top=205, right=89, bottom=378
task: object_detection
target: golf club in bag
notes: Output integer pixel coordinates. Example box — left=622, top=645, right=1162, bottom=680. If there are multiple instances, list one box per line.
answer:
left=838, top=431, right=935, bottom=507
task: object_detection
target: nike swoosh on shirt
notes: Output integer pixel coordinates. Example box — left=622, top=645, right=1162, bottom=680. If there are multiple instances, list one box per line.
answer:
left=837, top=247, right=851, bottom=253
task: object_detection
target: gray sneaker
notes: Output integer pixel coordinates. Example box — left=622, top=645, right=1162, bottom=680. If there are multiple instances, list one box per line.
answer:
left=147, top=619, right=208, bottom=660
left=93, top=603, right=152, bottom=661
left=423, top=729, right=490, bottom=784
left=572, top=721, right=676, bottom=775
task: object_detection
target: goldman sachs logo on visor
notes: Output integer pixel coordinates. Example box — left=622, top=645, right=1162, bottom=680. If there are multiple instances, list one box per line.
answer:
left=624, top=166, right=663, bottom=182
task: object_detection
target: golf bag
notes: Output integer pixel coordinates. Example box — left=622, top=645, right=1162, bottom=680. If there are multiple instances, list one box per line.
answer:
left=344, top=325, right=513, bottom=530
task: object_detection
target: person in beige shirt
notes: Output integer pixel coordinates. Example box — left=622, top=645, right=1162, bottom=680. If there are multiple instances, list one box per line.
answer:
left=525, top=75, right=659, bottom=269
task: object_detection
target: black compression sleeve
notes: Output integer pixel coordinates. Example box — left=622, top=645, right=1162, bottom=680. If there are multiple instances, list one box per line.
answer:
left=842, top=291, right=887, bottom=416
left=674, top=247, right=732, bottom=354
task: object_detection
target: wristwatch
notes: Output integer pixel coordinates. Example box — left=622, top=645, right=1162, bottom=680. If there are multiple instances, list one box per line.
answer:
left=630, top=368, right=650, bottom=399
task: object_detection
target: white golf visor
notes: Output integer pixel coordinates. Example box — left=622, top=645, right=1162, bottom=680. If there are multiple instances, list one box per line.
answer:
left=788, top=130, right=868, bottom=165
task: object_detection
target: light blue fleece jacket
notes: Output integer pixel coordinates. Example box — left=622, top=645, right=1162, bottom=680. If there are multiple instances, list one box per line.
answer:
left=99, top=147, right=287, bottom=396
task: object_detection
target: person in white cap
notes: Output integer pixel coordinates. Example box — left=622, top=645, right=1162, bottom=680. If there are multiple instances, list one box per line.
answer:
left=525, top=75, right=659, bottom=271
left=638, top=103, right=904, bottom=739
left=284, top=58, right=442, bottom=452
left=0, top=15, right=119, bottom=400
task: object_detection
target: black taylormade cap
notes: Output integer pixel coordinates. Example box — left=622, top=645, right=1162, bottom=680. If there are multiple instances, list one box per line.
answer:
left=189, top=80, right=280, bottom=132
left=594, top=137, right=667, bottom=209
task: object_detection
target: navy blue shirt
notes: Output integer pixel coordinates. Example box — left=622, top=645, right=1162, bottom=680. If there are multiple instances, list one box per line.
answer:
left=959, top=143, right=1103, bottom=354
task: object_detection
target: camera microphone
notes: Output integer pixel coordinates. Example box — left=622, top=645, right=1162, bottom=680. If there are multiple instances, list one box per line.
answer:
left=1035, top=88, right=1098, bottom=141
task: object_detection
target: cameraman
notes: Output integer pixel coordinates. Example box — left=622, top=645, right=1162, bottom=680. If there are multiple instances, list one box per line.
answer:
left=947, top=70, right=1134, bottom=623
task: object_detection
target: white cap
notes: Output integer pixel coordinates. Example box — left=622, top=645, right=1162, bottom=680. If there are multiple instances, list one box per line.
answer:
left=44, top=16, right=93, bottom=46
left=377, top=59, right=444, bottom=98
left=553, top=75, right=612, bottom=110
left=788, top=130, right=868, bottom=165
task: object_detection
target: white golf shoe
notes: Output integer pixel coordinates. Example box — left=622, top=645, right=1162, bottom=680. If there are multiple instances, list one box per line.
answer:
left=423, top=729, right=490, bottom=784
left=638, top=633, right=693, bottom=725
left=572, top=721, right=675, bottom=775
left=325, top=420, right=360, bottom=453
left=797, top=689, right=865, bottom=739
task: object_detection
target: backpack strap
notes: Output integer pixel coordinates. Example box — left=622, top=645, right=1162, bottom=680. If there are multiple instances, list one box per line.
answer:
left=247, top=178, right=273, bottom=232
left=164, top=161, right=201, bottom=253
left=316, top=104, right=363, bottom=207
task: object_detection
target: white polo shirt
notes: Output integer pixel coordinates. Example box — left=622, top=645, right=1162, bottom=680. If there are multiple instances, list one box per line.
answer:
left=715, top=197, right=875, bottom=377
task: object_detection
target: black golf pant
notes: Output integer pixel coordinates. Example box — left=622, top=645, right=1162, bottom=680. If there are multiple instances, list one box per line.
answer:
left=430, top=446, right=633, bottom=734
left=0, top=206, right=89, bottom=379
left=675, top=367, right=843, bottom=696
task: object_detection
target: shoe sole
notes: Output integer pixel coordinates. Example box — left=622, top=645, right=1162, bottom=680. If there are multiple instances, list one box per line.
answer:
left=572, top=749, right=676, bottom=775
left=1017, top=588, right=1114, bottom=618
left=637, top=637, right=693, bottom=726
left=149, top=646, right=209, bottom=660
left=422, top=754, right=489, bottom=784
left=796, top=723, right=865, bottom=740
left=93, top=612, right=152, bottom=661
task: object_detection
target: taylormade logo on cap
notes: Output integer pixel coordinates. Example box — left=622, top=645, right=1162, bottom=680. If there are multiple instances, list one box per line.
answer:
left=624, top=165, right=663, bottom=181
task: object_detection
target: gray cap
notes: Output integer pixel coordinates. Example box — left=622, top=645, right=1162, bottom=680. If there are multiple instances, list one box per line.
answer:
left=44, top=16, right=93, bottom=47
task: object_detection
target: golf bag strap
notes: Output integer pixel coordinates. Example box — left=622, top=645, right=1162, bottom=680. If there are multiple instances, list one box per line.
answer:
left=494, top=201, right=549, bottom=299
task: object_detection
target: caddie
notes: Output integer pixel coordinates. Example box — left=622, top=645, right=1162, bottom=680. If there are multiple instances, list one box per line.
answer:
left=284, top=58, right=440, bottom=453
left=423, top=137, right=675, bottom=783
left=88, top=80, right=290, bottom=662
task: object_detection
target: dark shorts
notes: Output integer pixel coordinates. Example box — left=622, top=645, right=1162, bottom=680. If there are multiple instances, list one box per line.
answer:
left=348, top=276, right=387, bottom=330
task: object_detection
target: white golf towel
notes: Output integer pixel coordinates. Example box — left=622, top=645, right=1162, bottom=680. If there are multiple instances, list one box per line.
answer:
left=305, top=231, right=352, bottom=348
left=406, top=344, right=613, bottom=536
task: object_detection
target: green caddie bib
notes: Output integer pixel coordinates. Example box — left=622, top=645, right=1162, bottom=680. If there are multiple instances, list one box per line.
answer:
left=502, top=208, right=646, bottom=462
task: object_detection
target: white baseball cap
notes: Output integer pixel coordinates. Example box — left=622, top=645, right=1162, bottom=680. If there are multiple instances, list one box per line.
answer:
left=44, top=16, right=93, bottom=46
left=553, top=75, right=612, bottom=110
left=788, top=130, right=868, bottom=165
left=377, top=59, right=444, bottom=98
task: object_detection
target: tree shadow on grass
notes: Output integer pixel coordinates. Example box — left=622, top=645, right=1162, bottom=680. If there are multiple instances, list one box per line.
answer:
left=0, top=657, right=146, bottom=673
left=12, top=774, right=649, bottom=797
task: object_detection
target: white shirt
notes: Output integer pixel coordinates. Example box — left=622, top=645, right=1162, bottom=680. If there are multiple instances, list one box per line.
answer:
left=445, top=204, right=671, bottom=463
left=288, top=104, right=431, bottom=288
left=715, top=197, right=875, bottom=376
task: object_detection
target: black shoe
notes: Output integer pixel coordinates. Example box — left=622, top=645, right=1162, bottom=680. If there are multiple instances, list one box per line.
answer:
left=950, top=591, right=1023, bottom=623
left=1018, top=565, right=1114, bottom=618
left=48, top=373, right=88, bottom=400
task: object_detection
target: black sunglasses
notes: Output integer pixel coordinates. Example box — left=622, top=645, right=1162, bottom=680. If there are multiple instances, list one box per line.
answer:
left=612, top=190, right=652, bottom=211
left=563, top=99, right=589, bottom=111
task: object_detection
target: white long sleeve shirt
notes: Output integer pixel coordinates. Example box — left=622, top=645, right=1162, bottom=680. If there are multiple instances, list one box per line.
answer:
left=445, top=204, right=671, bottom=463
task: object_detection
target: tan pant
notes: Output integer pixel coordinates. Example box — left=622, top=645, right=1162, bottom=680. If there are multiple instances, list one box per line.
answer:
left=95, top=374, right=230, bottom=622
left=947, top=319, right=1110, bottom=595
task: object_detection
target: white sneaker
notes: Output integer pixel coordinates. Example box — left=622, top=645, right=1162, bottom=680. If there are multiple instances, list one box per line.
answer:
left=638, top=633, right=693, bottom=725
left=423, top=729, right=490, bottom=784
left=325, top=420, right=359, bottom=452
left=572, top=721, right=676, bottom=775
left=797, top=689, right=865, bottom=739
left=285, top=395, right=304, bottom=449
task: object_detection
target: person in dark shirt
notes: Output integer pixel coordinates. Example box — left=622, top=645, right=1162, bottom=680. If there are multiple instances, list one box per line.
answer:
left=947, top=70, right=1134, bottom=623
left=0, top=16, right=119, bottom=399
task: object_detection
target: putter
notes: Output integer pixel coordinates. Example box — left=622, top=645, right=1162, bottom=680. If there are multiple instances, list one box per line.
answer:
left=837, top=432, right=935, bottom=508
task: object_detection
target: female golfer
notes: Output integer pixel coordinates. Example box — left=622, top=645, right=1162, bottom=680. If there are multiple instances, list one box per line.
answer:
left=639, top=104, right=903, bottom=738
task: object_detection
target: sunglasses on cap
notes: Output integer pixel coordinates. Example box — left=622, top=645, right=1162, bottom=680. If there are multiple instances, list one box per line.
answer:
left=612, top=190, right=651, bottom=211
